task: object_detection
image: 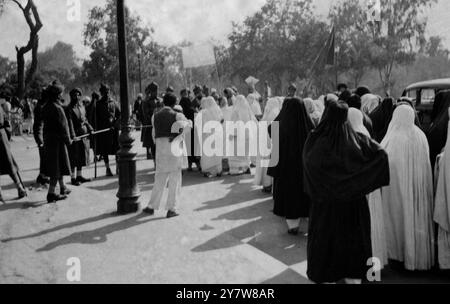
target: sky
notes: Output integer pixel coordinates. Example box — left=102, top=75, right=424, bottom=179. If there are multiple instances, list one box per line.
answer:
left=0, top=0, right=449, bottom=62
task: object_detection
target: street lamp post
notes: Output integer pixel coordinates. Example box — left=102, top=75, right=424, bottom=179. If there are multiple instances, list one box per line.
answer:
left=116, top=0, right=140, bottom=214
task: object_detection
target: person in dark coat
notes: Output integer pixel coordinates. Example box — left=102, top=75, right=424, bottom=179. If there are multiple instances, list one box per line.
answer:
left=345, top=94, right=374, bottom=137
left=92, top=84, right=120, bottom=177
left=369, top=97, right=395, bottom=143
left=0, top=105, right=27, bottom=202
left=427, top=90, right=450, bottom=169
left=141, top=82, right=161, bottom=160
left=303, top=101, right=390, bottom=284
left=192, top=85, right=203, bottom=111
left=33, top=86, right=51, bottom=185
left=65, top=88, right=94, bottom=186
left=179, top=88, right=200, bottom=171
left=41, top=83, right=73, bottom=203
left=267, top=97, right=314, bottom=235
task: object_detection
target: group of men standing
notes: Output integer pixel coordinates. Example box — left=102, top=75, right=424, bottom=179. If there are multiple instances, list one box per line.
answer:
left=31, top=82, right=121, bottom=203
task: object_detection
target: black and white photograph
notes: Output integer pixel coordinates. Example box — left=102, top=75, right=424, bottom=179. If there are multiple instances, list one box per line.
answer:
left=0, top=0, right=450, bottom=289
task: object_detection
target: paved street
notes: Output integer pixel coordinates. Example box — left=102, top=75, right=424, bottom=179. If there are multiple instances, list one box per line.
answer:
left=0, top=133, right=449, bottom=284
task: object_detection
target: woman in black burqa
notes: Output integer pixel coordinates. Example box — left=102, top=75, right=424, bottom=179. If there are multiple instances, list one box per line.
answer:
left=427, top=90, right=450, bottom=169
left=267, top=97, right=314, bottom=235
left=369, top=97, right=395, bottom=143
left=303, top=101, right=390, bottom=284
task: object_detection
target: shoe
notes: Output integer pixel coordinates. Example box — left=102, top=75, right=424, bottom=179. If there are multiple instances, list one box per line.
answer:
left=18, top=189, right=27, bottom=199
left=250, top=163, right=256, bottom=168
left=166, top=210, right=179, bottom=219
left=142, top=207, right=155, bottom=215
left=47, top=193, right=67, bottom=203
left=76, top=176, right=92, bottom=184
left=288, top=228, right=299, bottom=236
left=106, top=168, right=114, bottom=177
left=244, top=168, right=252, bottom=175
left=60, top=187, right=72, bottom=196
left=71, top=178, right=82, bottom=186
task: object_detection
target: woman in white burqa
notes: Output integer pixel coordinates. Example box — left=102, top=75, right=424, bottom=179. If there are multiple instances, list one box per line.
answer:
left=434, top=108, right=450, bottom=269
left=381, top=105, right=435, bottom=271
left=254, top=97, right=281, bottom=193
left=228, top=95, right=257, bottom=175
left=347, top=108, right=388, bottom=268
left=195, top=96, right=224, bottom=178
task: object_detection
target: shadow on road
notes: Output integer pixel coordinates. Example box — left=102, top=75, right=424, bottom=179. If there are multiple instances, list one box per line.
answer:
left=36, top=214, right=164, bottom=252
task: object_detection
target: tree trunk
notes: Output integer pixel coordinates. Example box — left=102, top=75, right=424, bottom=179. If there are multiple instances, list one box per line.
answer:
left=16, top=48, right=26, bottom=99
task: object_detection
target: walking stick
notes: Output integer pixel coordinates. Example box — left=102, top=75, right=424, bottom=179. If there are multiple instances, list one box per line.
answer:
left=16, top=171, right=26, bottom=191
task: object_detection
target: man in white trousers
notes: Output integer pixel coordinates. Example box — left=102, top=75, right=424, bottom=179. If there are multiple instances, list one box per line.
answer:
left=142, top=93, right=191, bottom=218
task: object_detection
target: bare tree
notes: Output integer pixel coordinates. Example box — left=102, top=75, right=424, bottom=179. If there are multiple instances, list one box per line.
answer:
left=5, top=0, right=43, bottom=98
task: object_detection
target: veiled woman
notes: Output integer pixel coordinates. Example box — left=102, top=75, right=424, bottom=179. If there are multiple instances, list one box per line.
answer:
left=267, top=97, right=314, bottom=235
left=434, top=108, right=450, bottom=269
left=304, top=101, right=389, bottom=284
left=427, top=91, right=450, bottom=169
left=361, top=94, right=381, bottom=116
left=303, top=98, right=322, bottom=127
left=228, top=95, right=257, bottom=175
left=369, top=97, right=395, bottom=143
left=381, top=105, right=435, bottom=271
left=348, top=108, right=388, bottom=268
left=254, top=97, right=281, bottom=193
left=196, top=97, right=224, bottom=178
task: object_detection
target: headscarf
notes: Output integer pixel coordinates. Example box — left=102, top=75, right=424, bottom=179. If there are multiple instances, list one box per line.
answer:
left=262, top=97, right=281, bottom=123
left=247, top=93, right=262, bottom=116
left=361, top=94, right=381, bottom=115
left=200, top=96, right=223, bottom=123
left=304, top=97, right=322, bottom=127
left=303, top=101, right=389, bottom=202
left=369, top=97, right=395, bottom=143
left=347, top=94, right=362, bottom=110
left=427, top=91, right=450, bottom=167
left=231, top=95, right=256, bottom=123
left=347, top=108, right=370, bottom=137
left=355, top=86, right=371, bottom=97
left=434, top=118, right=450, bottom=232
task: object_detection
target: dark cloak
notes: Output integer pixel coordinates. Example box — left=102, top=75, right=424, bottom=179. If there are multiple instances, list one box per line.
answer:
left=179, top=96, right=200, bottom=166
left=0, top=106, right=19, bottom=176
left=303, top=101, right=390, bottom=283
left=369, top=97, right=395, bottom=143
left=427, top=90, right=450, bottom=168
left=267, top=97, right=314, bottom=219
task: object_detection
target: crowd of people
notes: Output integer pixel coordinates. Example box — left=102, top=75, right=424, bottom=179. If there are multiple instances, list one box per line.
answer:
left=1, top=76, right=450, bottom=284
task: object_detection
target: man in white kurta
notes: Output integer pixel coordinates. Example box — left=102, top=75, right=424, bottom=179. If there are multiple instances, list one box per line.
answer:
left=143, top=93, right=191, bottom=218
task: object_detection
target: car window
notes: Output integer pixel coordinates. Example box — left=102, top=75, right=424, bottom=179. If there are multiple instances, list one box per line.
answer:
left=421, top=89, right=435, bottom=104
left=406, top=89, right=417, bottom=100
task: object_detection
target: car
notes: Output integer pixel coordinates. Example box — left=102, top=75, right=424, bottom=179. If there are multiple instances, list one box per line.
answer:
left=402, top=78, right=450, bottom=129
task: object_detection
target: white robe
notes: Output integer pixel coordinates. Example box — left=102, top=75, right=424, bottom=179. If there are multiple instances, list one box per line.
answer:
left=196, top=97, right=223, bottom=175
left=254, top=98, right=281, bottom=187
left=434, top=121, right=450, bottom=269
left=381, top=105, right=435, bottom=271
left=348, top=108, right=388, bottom=267
left=229, top=95, right=257, bottom=174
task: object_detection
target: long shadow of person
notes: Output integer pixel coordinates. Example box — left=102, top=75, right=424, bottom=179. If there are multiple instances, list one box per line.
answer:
left=192, top=199, right=307, bottom=267
left=2, top=212, right=116, bottom=243
left=36, top=214, right=164, bottom=252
